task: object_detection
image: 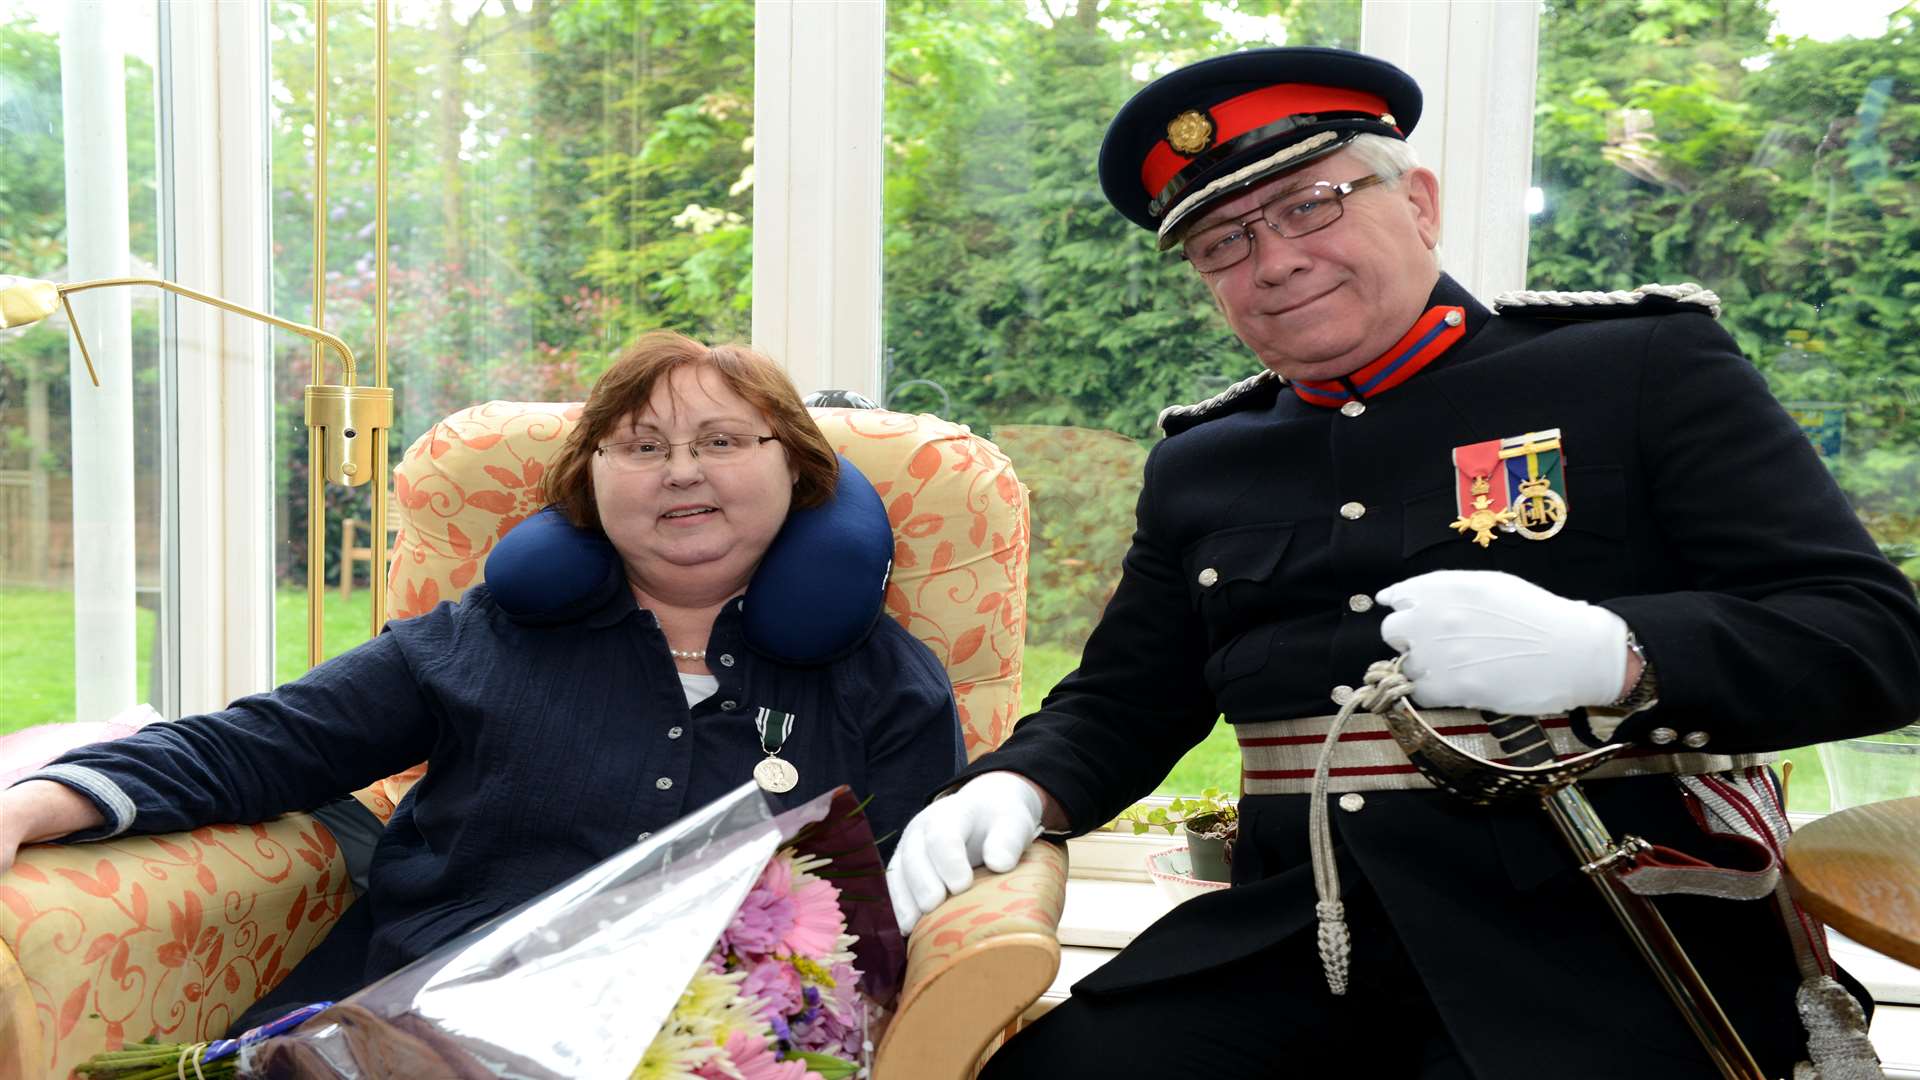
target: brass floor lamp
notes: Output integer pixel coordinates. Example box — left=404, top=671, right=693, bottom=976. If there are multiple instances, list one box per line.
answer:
left=0, top=274, right=391, bottom=669
left=0, top=0, right=394, bottom=672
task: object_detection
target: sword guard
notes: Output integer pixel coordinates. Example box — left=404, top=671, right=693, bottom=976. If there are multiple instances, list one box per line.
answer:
left=1380, top=698, right=1625, bottom=806
left=1580, top=834, right=1652, bottom=877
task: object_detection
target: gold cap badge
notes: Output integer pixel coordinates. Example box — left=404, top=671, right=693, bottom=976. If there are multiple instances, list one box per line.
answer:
left=1166, top=109, right=1216, bottom=156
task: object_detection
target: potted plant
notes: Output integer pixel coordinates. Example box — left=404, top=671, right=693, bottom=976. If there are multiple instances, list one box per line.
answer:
left=1117, top=786, right=1239, bottom=883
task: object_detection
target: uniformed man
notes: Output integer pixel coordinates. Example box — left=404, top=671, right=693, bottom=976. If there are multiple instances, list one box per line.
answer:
left=884, top=46, right=1920, bottom=1078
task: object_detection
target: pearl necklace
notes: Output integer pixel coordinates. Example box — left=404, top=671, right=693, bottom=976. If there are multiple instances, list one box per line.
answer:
left=669, top=647, right=707, bottom=662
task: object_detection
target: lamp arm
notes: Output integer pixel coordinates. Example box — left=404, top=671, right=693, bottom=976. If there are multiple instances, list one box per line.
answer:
left=44, top=275, right=389, bottom=667
left=56, top=277, right=358, bottom=387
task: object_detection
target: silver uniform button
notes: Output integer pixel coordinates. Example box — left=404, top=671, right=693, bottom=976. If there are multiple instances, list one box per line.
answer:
left=1339, top=501, right=1366, bottom=520
left=1348, top=593, right=1374, bottom=613
left=1681, top=731, right=1710, bottom=749
left=1331, top=685, right=1356, bottom=706
left=1198, top=567, right=1219, bottom=587
left=1340, top=400, right=1366, bottom=418
left=655, top=777, right=673, bottom=790
left=1444, top=309, right=1464, bottom=327
left=720, top=700, right=736, bottom=711
left=719, top=653, right=735, bottom=668
left=1649, top=727, right=1678, bottom=746
left=636, top=831, right=652, bottom=841
left=1339, top=793, right=1366, bottom=813
left=667, top=726, right=683, bottom=740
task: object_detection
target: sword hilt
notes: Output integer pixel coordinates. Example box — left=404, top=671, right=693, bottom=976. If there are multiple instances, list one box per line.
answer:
left=1486, top=712, right=1557, bottom=767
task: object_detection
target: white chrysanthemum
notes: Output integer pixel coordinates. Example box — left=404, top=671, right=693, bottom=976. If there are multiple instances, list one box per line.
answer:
left=631, top=968, right=772, bottom=1080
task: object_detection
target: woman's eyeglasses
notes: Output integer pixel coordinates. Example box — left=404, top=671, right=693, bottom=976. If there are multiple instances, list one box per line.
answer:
left=595, top=432, right=778, bottom=471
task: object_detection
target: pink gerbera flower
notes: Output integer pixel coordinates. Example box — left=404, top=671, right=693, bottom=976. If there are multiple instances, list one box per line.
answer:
left=779, top=873, right=845, bottom=959
left=694, top=1029, right=823, bottom=1080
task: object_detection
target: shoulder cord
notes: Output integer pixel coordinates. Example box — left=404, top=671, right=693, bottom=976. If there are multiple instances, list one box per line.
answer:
left=1493, top=282, right=1722, bottom=319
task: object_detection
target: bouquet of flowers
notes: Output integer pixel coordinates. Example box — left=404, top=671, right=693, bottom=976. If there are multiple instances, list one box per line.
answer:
left=635, top=846, right=871, bottom=1080
left=72, top=783, right=902, bottom=1080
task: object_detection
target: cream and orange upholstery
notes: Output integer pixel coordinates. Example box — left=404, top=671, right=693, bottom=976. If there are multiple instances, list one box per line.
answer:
left=0, top=400, right=1062, bottom=1080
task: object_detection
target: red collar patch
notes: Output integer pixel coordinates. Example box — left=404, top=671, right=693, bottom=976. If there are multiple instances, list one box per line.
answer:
left=1291, top=305, right=1466, bottom=408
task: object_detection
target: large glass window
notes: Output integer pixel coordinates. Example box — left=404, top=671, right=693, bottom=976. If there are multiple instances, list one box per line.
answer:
left=266, top=0, right=755, bottom=673
left=881, top=1, right=1360, bottom=795
left=0, top=1, right=168, bottom=733
left=1529, top=0, right=1919, bottom=812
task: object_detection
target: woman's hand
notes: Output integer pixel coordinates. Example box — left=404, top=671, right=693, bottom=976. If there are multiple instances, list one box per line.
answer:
left=0, top=780, right=107, bottom=877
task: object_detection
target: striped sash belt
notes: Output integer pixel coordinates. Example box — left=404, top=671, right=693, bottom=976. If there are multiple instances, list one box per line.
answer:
left=1238, top=710, right=1774, bottom=795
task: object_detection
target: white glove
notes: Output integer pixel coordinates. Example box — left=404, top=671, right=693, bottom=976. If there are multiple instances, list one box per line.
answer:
left=886, top=771, right=1044, bottom=935
left=1376, top=570, right=1629, bottom=715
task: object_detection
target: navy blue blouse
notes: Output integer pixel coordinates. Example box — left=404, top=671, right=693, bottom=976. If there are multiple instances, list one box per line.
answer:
left=29, top=584, right=963, bottom=976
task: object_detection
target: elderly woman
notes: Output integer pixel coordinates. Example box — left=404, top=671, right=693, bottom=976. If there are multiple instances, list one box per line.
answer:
left=0, top=331, right=963, bottom=1028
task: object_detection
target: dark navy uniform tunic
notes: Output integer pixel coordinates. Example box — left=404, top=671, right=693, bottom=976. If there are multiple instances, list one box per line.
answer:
left=956, top=274, right=1920, bottom=1077
left=32, top=583, right=963, bottom=983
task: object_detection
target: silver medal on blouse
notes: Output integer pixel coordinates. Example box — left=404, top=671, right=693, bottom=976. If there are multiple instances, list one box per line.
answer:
left=753, top=707, right=799, bottom=793
left=754, top=755, right=798, bottom=793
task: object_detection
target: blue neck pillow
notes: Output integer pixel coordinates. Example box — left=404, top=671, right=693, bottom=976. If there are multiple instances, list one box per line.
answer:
left=482, top=454, right=893, bottom=665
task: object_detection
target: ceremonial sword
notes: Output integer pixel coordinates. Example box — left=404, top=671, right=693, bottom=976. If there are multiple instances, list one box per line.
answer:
left=1378, top=700, right=1767, bottom=1080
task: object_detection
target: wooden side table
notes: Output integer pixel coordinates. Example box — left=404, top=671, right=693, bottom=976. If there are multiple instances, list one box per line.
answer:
left=1783, top=795, right=1920, bottom=969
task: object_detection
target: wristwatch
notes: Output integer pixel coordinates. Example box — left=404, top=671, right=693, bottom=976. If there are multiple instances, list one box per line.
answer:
left=1609, top=629, right=1660, bottom=713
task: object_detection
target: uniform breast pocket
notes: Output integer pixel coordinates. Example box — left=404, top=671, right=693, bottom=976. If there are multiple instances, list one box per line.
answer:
left=1402, top=465, right=1630, bottom=578
left=1182, top=524, right=1294, bottom=616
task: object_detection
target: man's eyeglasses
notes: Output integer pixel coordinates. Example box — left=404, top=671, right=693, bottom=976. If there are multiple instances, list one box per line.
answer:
left=595, top=432, right=779, bottom=471
left=1179, top=173, right=1393, bottom=274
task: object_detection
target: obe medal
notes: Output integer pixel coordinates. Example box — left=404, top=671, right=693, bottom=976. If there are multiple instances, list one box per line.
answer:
left=754, top=707, right=798, bottom=794
left=1449, top=439, right=1514, bottom=547
left=754, top=755, right=798, bottom=793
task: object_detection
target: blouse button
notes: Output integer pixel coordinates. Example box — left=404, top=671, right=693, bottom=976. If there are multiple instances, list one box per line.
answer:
left=1347, top=593, right=1374, bottom=613
left=1339, top=501, right=1366, bottom=520
left=667, top=726, right=683, bottom=740
left=1340, top=400, right=1366, bottom=418
left=655, top=777, right=673, bottom=790
left=1197, top=568, right=1219, bottom=587
left=719, top=653, right=736, bottom=668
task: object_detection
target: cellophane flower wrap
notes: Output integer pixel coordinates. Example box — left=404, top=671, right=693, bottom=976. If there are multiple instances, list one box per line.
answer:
left=238, top=783, right=904, bottom=1080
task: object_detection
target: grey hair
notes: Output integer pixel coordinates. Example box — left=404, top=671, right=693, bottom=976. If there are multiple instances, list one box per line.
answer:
left=1343, top=133, right=1422, bottom=186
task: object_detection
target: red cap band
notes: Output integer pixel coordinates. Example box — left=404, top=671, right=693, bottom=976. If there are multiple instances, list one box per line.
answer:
left=1141, top=83, right=1395, bottom=198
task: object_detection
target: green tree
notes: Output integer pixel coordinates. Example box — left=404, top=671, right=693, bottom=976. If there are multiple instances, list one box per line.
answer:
left=1530, top=0, right=1920, bottom=567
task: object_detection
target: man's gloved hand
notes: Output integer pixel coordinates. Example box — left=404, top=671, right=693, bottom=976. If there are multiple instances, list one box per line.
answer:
left=1376, top=570, right=1629, bottom=716
left=886, top=771, right=1044, bottom=936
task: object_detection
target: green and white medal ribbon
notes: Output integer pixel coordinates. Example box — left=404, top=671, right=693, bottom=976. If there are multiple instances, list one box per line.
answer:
left=753, top=707, right=798, bottom=793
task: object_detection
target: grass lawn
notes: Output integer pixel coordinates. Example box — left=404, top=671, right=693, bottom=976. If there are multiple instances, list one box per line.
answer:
left=0, top=585, right=377, bottom=734
left=0, top=589, right=1844, bottom=814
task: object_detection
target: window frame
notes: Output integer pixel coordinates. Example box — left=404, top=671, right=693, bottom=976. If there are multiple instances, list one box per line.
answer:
left=185, top=0, right=1545, bottom=712
left=163, top=0, right=275, bottom=716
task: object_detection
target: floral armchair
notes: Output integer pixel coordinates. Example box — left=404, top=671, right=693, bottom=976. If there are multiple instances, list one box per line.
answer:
left=0, top=401, right=1064, bottom=1080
